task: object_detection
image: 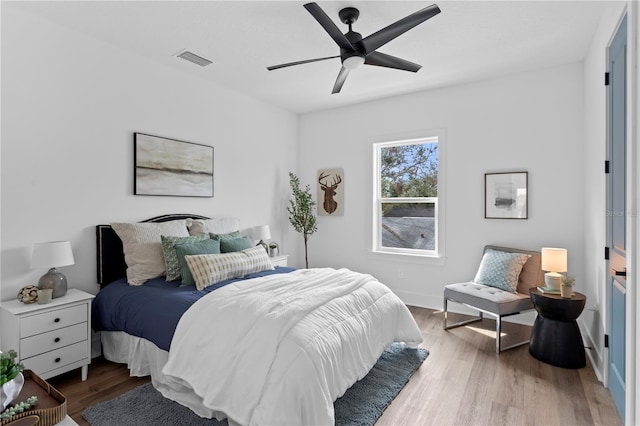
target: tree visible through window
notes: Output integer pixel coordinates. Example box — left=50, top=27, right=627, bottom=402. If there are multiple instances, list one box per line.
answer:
left=374, top=136, right=440, bottom=255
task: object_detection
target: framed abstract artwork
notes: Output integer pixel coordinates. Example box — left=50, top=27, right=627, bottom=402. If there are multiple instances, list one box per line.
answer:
left=134, top=133, right=213, bottom=197
left=484, top=171, right=528, bottom=219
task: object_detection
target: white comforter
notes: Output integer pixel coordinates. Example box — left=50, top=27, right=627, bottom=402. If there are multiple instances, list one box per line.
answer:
left=161, top=267, right=423, bottom=426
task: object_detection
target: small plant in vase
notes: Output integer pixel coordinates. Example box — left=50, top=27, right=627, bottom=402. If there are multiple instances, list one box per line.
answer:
left=561, top=275, right=575, bottom=298
left=1, top=350, right=38, bottom=421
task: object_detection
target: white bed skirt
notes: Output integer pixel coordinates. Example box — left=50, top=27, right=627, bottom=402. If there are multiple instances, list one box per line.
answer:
left=101, top=331, right=230, bottom=423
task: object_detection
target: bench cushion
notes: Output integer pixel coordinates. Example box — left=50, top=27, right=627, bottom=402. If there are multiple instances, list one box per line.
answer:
left=444, top=281, right=533, bottom=315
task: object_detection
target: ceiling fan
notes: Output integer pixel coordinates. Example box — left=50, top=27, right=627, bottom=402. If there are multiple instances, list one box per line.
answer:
left=267, top=2, right=441, bottom=94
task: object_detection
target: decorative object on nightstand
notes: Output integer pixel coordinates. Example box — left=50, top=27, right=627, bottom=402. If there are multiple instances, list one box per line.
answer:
left=31, top=241, right=75, bottom=299
left=0, top=289, right=94, bottom=382
left=16, top=286, right=39, bottom=304
left=251, top=225, right=271, bottom=254
left=561, top=275, right=575, bottom=298
left=269, top=242, right=279, bottom=257
left=541, top=247, right=567, bottom=290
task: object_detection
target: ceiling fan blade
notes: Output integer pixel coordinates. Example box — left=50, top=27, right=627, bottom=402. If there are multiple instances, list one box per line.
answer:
left=267, top=55, right=340, bottom=71
left=360, top=4, right=441, bottom=55
left=304, top=2, right=354, bottom=51
left=364, top=51, right=422, bottom=72
left=332, top=66, right=350, bottom=94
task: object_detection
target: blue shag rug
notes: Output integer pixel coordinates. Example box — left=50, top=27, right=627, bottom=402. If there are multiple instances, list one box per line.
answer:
left=83, top=343, right=428, bottom=426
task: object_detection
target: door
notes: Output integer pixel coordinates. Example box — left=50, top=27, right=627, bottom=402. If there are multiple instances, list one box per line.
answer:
left=607, top=14, right=627, bottom=423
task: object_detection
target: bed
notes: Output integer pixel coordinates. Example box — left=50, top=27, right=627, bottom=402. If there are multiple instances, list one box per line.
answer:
left=93, top=214, right=423, bottom=426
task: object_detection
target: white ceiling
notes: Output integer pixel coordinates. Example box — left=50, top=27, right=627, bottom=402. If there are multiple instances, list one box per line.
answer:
left=12, top=1, right=613, bottom=114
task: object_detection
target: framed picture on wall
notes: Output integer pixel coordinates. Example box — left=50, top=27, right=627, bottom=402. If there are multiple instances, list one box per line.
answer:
left=317, top=168, right=344, bottom=216
left=484, top=171, right=528, bottom=219
left=134, top=133, right=214, bottom=197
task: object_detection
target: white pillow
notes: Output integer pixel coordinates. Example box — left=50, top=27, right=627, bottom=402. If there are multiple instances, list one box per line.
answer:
left=111, top=220, right=189, bottom=285
left=186, top=218, right=240, bottom=236
left=185, top=246, right=274, bottom=291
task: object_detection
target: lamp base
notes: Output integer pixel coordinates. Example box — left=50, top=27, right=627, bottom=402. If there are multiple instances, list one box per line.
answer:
left=38, top=267, right=68, bottom=299
left=544, top=272, right=563, bottom=290
left=257, top=240, right=269, bottom=254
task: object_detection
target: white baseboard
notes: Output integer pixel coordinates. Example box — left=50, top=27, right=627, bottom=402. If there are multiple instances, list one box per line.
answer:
left=578, top=318, right=604, bottom=382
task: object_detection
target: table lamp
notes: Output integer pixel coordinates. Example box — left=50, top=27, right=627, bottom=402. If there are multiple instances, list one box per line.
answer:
left=541, top=247, right=567, bottom=290
left=252, top=225, right=271, bottom=253
left=32, top=241, right=75, bottom=299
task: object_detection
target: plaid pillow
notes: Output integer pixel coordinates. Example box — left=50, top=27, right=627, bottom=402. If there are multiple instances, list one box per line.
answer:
left=185, top=246, right=274, bottom=291
left=161, top=235, right=209, bottom=281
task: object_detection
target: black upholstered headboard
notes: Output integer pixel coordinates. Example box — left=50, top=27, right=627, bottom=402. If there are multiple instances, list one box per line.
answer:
left=96, top=214, right=209, bottom=286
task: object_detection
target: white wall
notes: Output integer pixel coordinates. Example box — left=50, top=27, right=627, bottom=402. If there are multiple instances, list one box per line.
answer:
left=0, top=5, right=299, bottom=303
left=299, top=63, right=585, bottom=312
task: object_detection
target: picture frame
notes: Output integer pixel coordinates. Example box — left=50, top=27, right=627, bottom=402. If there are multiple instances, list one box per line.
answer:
left=484, top=171, right=528, bottom=219
left=134, top=133, right=213, bottom=197
left=317, top=168, right=344, bottom=216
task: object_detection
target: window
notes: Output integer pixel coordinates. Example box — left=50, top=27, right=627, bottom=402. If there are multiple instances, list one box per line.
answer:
left=373, top=134, right=443, bottom=257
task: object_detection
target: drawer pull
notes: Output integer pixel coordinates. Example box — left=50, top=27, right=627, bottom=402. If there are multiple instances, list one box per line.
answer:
left=54, top=337, right=61, bottom=343
left=54, top=318, right=61, bottom=323
left=55, top=357, right=61, bottom=363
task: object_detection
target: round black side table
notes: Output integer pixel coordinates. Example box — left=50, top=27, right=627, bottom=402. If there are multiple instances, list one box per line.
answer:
left=529, top=288, right=586, bottom=369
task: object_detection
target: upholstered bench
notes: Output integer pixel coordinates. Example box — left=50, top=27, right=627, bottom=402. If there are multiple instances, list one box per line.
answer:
left=443, top=245, right=544, bottom=353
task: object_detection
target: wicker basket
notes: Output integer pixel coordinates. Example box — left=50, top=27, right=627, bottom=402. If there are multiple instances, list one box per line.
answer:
left=1, top=370, right=66, bottom=426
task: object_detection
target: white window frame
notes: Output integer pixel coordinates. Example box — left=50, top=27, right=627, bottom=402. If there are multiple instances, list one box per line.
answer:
left=372, top=131, right=445, bottom=259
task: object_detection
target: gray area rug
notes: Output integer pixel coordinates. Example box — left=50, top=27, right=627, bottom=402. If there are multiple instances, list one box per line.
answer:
left=83, top=343, right=428, bottom=426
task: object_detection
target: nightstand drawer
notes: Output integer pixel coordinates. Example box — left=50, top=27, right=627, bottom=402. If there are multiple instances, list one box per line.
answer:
left=22, top=341, right=88, bottom=374
left=20, top=304, right=87, bottom=337
left=20, top=323, right=87, bottom=359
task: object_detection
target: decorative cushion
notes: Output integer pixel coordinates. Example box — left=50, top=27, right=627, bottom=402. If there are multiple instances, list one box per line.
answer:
left=473, top=249, right=531, bottom=293
left=111, top=220, right=189, bottom=285
left=186, top=218, right=240, bottom=236
left=185, top=246, right=274, bottom=291
left=220, top=236, right=253, bottom=253
left=209, top=230, right=241, bottom=241
left=174, top=239, right=221, bottom=287
left=161, top=235, right=209, bottom=281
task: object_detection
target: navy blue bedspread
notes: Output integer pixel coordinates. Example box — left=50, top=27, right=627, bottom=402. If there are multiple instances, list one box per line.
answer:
left=92, top=267, right=295, bottom=351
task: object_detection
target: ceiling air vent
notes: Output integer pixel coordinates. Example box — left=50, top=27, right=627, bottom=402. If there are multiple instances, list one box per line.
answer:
left=176, top=50, right=212, bottom=67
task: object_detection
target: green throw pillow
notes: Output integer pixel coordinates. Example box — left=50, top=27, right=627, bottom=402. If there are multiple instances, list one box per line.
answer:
left=209, top=230, right=241, bottom=241
left=220, top=236, right=253, bottom=253
left=161, top=235, right=209, bottom=282
left=174, top=239, right=221, bottom=287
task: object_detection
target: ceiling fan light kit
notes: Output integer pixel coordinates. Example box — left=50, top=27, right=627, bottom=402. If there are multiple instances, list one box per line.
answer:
left=267, top=2, right=441, bottom=94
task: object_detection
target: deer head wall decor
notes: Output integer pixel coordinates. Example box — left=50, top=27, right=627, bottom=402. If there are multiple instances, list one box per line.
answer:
left=318, top=169, right=344, bottom=216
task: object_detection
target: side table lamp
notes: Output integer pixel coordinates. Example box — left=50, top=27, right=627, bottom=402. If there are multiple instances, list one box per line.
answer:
left=541, top=247, right=567, bottom=290
left=31, top=240, right=75, bottom=299
left=252, top=225, right=271, bottom=254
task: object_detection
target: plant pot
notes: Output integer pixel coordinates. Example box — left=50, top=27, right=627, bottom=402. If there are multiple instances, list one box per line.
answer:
left=561, top=285, right=573, bottom=299
left=1, top=372, right=24, bottom=411
left=269, top=247, right=279, bottom=257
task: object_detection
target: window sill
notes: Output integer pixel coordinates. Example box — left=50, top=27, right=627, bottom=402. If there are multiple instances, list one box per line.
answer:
left=367, top=250, right=446, bottom=266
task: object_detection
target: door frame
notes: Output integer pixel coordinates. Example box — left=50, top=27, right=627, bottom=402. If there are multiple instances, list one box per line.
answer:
left=605, top=4, right=638, bottom=425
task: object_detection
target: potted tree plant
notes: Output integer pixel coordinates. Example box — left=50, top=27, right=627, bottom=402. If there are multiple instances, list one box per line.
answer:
left=287, top=172, right=317, bottom=268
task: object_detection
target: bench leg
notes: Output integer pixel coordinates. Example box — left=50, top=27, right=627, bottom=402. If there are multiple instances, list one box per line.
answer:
left=443, top=297, right=483, bottom=330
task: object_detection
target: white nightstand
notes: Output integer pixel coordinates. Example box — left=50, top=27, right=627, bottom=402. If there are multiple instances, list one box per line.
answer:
left=270, top=254, right=289, bottom=267
left=0, top=288, right=94, bottom=381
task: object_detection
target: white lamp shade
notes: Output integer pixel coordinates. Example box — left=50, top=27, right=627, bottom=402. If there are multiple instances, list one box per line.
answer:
left=252, top=225, right=271, bottom=241
left=541, top=247, right=567, bottom=272
left=31, top=241, right=75, bottom=268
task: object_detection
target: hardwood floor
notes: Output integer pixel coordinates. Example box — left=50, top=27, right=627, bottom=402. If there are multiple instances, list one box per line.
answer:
left=48, top=306, right=622, bottom=426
